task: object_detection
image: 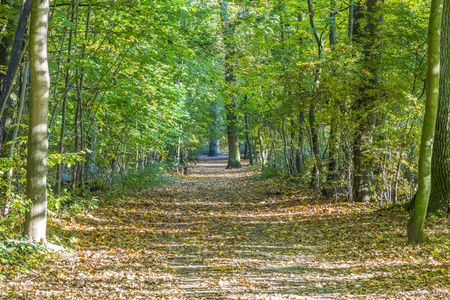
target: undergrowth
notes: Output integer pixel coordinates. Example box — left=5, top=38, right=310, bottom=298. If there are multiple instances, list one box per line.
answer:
left=0, top=240, right=47, bottom=279
left=118, top=161, right=177, bottom=190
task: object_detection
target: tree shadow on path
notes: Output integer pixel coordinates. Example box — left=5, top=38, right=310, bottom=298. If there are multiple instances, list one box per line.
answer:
left=2, top=160, right=450, bottom=299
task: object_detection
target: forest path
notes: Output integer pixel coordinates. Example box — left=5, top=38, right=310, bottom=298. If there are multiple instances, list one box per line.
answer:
left=3, top=160, right=450, bottom=299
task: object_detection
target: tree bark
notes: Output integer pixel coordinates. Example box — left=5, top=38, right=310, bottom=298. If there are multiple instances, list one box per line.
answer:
left=24, top=0, right=50, bottom=242
left=0, top=0, right=31, bottom=150
left=222, top=0, right=241, bottom=169
left=428, top=0, right=449, bottom=217
left=407, top=0, right=443, bottom=244
left=351, top=0, right=379, bottom=202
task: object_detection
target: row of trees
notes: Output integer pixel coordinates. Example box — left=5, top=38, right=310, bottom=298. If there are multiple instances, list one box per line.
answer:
left=0, top=0, right=447, bottom=244
left=216, top=0, right=425, bottom=203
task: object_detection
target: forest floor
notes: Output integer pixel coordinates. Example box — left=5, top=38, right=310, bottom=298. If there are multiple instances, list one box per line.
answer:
left=1, top=160, right=450, bottom=299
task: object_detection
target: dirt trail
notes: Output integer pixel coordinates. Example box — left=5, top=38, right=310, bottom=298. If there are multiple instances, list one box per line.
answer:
left=2, top=160, right=449, bottom=299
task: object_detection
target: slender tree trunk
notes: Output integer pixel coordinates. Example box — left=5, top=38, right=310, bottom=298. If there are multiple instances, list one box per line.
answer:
left=0, top=0, right=31, bottom=150
left=24, top=0, right=50, bottom=242
left=245, top=113, right=253, bottom=164
left=407, top=0, right=443, bottom=244
left=296, top=112, right=304, bottom=174
left=309, top=106, right=320, bottom=191
left=208, top=104, right=219, bottom=157
left=307, top=0, right=324, bottom=191
left=428, top=0, right=450, bottom=217
left=55, top=0, right=75, bottom=196
left=328, top=0, right=338, bottom=182
left=348, top=0, right=354, bottom=39
left=3, top=60, right=28, bottom=216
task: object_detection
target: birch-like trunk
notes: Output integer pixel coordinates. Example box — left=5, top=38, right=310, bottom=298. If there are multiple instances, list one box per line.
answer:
left=24, top=0, right=50, bottom=242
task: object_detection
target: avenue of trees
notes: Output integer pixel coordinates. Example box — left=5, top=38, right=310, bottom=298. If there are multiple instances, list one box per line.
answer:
left=0, top=0, right=448, bottom=244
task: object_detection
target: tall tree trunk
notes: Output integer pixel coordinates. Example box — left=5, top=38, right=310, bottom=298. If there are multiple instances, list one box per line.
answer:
left=0, top=0, right=31, bottom=150
left=351, top=0, right=379, bottom=202
left=222, top=0, right=241, bottom=169
left=3, top=60, right=28, bottom=216
left=55, top=0, right=75, bottom=196
left=428, top=0, right=450, bottom=217
left=306, top=0, right=323, bottom=191
left=296, top=112, right=304, bottom=174
left=327, top=0, right=338, bottom=182
left=24, top=0, right=50, bottom=242
left=407, top=0, right=443, bottom=244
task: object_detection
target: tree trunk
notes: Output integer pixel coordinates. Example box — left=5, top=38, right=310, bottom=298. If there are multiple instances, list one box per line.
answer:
left=24, top=0, right=50, bottom=242
left=209, top=137, right=219, bottom=156
left=226, top=108, right=241, bottom=169
left=208, top=104, right=219, bottom=157
left=0, top=0, right=31, bottom=150
left=245, top=113, right=253, bottom=164
left=3, top=60, right=28, bottom=216
left=55, top=0, right=75, bottom=196
left=327, top=0, right=338, bottom=182
left=296, top=112, right=304, bottom=174
left=407, top=0, right=443, bottom=244
left=222, top=0, right=241, bottom=169
left=348, top=0, right=354, bottom=39
left=428, top=0, right=450, bottom=217
left=351, top=0, right=379, bottom=202
left=309, top=105, right=320, bottom=191
left=306, top=0, right=324, bottom=191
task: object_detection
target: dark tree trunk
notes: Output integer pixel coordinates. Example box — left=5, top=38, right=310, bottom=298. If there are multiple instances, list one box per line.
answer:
left=309, top=105, right=320, bottom=191
left=208, top=137, right=219, bottom=157
left=0, top=0, right=31, bottom=150
left=296, top=112, right=304, bottom=174
left=327, top=0, right=338, bottom=182
left=208, top=104, right=219, bottom=157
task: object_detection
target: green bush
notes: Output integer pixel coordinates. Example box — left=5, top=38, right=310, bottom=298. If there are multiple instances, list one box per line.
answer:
left=0, top=239, right=47, bottom=277
left=120, top=162, right=176, bottom=190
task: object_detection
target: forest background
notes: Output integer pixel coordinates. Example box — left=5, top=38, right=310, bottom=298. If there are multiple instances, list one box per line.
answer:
left=0, top=0, right=444, bottom=246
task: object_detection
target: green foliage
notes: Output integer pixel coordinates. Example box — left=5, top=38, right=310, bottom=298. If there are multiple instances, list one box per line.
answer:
left=0, top=240, right=46, bottom=274
left=256, top=165, right=286, bottom=180
left=118, top=162, right=176, bottom=191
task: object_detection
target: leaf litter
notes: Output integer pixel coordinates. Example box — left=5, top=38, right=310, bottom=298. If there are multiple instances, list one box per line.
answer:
left=1, top=159, right=450, bottom=299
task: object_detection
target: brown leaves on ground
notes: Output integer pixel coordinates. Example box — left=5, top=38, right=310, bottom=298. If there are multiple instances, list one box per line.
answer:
left=1, top=160, right=450, bottom=299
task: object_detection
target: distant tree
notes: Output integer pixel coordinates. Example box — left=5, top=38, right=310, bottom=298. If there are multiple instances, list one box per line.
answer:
left=221, top=0, right=241, bottom=169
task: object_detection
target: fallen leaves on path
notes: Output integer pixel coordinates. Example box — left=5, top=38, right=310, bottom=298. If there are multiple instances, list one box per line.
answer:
left=1, top=160, right=450, bottom=299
